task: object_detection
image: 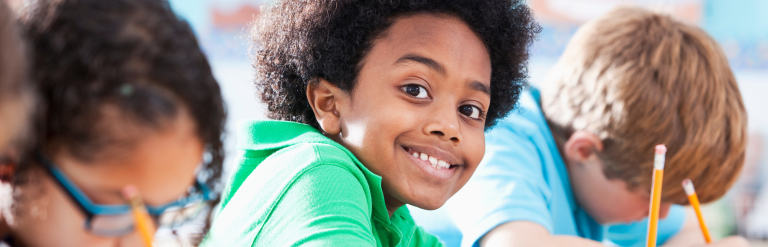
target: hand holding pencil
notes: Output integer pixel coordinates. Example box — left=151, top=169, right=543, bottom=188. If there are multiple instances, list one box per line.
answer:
left=682, top=179, right=712, bottom=244
left=644, top=147, right=751, bottom=247
left=681, top=180, right=754, bottom=247
left=688, top=237, right=751, bottom=247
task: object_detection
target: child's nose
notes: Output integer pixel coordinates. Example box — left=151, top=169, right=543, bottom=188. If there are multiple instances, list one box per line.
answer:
left=659, top=203, right=672, bottom=219
left=637, top=202, right=673, bottom=221
left=423, top=109, right=462, bottom=145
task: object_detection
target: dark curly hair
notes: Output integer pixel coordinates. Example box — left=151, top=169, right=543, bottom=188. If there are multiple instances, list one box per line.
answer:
left=20, top=0, right=225, bottom=242
left=253, top=0, right=540, bottom=129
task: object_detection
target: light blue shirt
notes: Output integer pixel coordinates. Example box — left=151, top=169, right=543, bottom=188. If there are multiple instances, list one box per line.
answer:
left=410, top=89, right=685, bottom=247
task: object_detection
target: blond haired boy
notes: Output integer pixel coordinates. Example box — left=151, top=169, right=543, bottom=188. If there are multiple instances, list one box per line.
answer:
left=413, top=7, right=749, bottom=247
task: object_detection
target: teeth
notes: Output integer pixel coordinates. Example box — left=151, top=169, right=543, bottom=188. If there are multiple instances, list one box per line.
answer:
left=438, top=160, right=448, bottom=169
left=409, top=150, right=452, bottom=170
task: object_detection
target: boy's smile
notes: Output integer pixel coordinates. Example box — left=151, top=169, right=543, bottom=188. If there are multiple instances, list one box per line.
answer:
left=308, top=13, right=491, bottom=214
left=403, top=145, right=463, bottom=179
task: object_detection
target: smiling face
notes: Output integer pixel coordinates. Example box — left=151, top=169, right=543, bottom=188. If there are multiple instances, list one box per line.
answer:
left=311, top=13, right=491, bottom=213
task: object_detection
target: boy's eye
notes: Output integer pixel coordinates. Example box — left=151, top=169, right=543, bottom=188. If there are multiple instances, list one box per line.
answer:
left=458, top=105, right=483, bottom=120
left=401, top=84, right=428, bottom=99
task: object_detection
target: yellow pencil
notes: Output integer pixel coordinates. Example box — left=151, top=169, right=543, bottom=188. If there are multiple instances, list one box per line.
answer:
left=646, top=144, right=666, bottom=247
left=123, top=186, right=155, bottom=247
left=682, top=179, right=712, bottom=243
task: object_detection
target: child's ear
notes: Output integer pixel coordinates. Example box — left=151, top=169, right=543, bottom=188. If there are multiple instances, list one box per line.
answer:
left=563, top=130, right=604, bottom=165
left=306, top=78, right=343, bottom=135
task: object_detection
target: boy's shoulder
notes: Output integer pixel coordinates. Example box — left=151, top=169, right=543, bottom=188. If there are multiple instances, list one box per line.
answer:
left=235, top=120, right=370, bottom=191
left=217, top=120, right=372, bottom=210
left=205, top=121, right=377, bottom=246
left=266, top=140, right=367, bottom=180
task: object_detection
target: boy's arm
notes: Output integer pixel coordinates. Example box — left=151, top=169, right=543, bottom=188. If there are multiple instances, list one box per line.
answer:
left=479, top=208, right=751, bottom=247
left=480, top=221, right=605, bottom=247
left=662, top=208, right=750, bottom=247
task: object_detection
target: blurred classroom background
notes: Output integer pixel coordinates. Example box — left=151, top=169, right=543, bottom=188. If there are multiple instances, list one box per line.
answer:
left=6, top=0, right=767, bottom=245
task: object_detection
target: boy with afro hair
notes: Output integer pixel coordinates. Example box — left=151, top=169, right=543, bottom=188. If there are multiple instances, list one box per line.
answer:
left=202, top=0, right=539, bottom=246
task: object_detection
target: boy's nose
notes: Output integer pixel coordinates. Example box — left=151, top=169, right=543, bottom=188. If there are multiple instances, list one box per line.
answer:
left=423, top=108, right=462, bottom=145
left=637, top=202, right=672, bottom=221
left=659, top=203, right=672, bottom=219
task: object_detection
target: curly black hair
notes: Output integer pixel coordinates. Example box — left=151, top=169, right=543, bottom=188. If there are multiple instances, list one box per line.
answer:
left=20, top=0, right=225, bottom=242
left=253, top=0, right=540, bottom=129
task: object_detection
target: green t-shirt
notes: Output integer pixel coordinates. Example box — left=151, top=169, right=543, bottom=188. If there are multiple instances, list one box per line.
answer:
left=202, top=120, right=443, bottom=247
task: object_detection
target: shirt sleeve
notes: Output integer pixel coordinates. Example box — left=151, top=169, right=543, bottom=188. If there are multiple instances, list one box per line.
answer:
left=445, top=121, right=554, bottom=247
left=604, top=205, right=687, bottom=247
left=255, top=164, right=377, bottom=247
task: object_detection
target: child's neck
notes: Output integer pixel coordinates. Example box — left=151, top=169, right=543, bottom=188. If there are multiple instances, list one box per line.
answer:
left=323, top=132, right=404, bottom=217
left=546, top=120, right=569, bottom=160
left=383, top=193, right=404, bottom=217
left=323, top=131, right=406, bottom=217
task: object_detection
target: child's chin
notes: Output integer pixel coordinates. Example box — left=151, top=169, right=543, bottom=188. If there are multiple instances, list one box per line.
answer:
left=591, top=214, right=622, bottom=225
left=408, top=196, right=449, bottom=211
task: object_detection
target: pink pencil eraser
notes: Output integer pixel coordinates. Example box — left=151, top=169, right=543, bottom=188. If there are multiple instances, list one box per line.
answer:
left=655, top=144, right=667, bottom=155
left=682, top=179, right=695, bottom=195
left=122, top=185, right=139, bottom=199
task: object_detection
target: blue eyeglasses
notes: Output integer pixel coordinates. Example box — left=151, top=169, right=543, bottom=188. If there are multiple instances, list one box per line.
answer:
left=36, top=153, right=215, bottom=237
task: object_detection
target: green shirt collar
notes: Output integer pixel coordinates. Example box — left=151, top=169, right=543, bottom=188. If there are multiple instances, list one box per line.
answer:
left=237, top=120, right=396, bottom=223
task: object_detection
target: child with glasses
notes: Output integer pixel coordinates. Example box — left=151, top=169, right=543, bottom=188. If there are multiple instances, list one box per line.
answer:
left=0, top=0, right=226, bottom=246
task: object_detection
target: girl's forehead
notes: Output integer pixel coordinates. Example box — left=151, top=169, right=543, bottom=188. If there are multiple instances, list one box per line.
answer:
left=54, top=109, right=203, bottom=205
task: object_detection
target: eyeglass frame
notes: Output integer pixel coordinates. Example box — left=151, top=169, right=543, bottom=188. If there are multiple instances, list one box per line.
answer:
left=35, top=152, right=215, bottom=235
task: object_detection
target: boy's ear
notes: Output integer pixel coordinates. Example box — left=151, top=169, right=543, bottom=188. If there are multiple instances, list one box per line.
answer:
left=563, top=130, right=604, bottom=165
left=306, top=78, right=342, bottom=135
